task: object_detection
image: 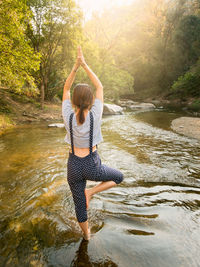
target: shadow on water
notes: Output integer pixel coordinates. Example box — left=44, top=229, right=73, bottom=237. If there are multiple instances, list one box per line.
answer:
left=0, top=110, right=200, bottom=266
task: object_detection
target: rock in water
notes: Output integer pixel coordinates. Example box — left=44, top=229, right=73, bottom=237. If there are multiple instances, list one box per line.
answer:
left=118, top=99, right=137, bottom=107
left=48, top=123, right=65, bottom=128
left=129, top=103, right=156, bottom=111
left=117, top=99, right=156, bottom=111
left=103, top=103, right=124, bottom=115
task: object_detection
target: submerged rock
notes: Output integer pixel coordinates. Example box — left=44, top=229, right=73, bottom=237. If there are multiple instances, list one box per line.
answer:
left=103, top=103, right=124, bottom=115
left=48, top=123, right=65, bottom=128
left=171, top=117, right=200, bottom=140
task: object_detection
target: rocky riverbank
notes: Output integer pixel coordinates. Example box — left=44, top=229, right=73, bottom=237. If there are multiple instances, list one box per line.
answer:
left=140, top=96, right=200, bottom=116
left=0, top=90, right=62, bottom=136
left=1, top=89, right=200, bottom=140
left=0, top=91, right=158, bottom=135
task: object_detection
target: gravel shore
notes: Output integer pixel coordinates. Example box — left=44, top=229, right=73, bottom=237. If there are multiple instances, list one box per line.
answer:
left=171, top=117, right=200, bottom=140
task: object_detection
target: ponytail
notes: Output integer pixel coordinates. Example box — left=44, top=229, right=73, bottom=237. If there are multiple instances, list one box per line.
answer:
left=77, top=104, right=86, bottom=124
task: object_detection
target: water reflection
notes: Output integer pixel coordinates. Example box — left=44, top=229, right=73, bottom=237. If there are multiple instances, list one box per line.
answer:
left=71, top=238, right=118, bottom=267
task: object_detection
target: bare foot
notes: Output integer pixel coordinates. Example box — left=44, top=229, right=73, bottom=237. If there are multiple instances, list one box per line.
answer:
left=83, top=228, right=91, bottom=241
left=84, top=188, right=93, bottom=210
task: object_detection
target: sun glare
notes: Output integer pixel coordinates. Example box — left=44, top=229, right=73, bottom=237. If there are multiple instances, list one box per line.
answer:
left=75, top=0, right=136, bottom=20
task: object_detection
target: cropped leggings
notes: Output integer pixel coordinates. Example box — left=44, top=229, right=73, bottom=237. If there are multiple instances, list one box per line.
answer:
left=67, top=150, right=124, bottom=223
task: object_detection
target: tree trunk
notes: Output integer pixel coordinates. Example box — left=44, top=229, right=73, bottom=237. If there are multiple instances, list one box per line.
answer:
left=44, top=76, right=48, bottom=100
left=40, top=79, right=45, bottom=109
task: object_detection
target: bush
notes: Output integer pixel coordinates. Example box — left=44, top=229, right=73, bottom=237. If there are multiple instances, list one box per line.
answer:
left=0, top=114, right=15, bottom=134
left=0, top=98, right=12, bottom=114
left=188, top=99, right=200, bottom=111
left=9, top=91, right=38, bottom=104
left=34, top=103, right=41, bottom=109
left=171, top=70, right=200, bottom=97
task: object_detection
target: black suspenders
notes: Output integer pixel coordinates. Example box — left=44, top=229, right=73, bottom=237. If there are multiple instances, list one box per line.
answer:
left=69, top=111, right=94, bottom=155
left=69, top=112, right=75, bottom=155
left=89, top=111, right=94, bottom=154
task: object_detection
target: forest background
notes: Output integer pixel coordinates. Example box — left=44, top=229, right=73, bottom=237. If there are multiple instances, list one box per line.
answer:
left=0, top=0, right=200, bottom=125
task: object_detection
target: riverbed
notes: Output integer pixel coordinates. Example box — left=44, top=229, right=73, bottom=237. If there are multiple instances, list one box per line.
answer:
left=0, top=109, right=200, bottom=267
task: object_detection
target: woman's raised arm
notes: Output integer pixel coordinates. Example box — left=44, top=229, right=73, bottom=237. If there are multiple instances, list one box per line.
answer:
left=79, top=47, right=104, bottom=103
left=62, top=47, right=81, bottom=101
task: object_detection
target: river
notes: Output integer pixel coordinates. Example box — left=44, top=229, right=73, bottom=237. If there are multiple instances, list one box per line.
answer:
left=0, top=109, right=200, bottom=267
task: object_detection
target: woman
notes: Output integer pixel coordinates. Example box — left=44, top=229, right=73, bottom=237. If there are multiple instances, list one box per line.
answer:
left=62, top=46, right=124, bottom=240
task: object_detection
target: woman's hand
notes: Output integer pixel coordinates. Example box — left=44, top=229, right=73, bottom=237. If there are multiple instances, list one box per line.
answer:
left=73, top=47, right=81, bottom=71
left=63, top=47, right=82, bottom=100
left=73, top=46, right=86, bottom=71
left=78, top=46, right=87, bottom=67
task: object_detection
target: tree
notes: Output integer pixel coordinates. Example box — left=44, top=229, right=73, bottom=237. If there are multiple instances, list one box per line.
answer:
left=0, top=0, right=40, bottom=94
left=26, top=0, right=83, bottom=108
left=171, top=58, right=200, bottom=97
left=83, top=8, right=134, bottom=100
left=173, top=15, right=200, bottom=68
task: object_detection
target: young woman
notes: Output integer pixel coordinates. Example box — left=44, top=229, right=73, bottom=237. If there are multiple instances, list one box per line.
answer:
left=62, top=46, right=124, bottom=240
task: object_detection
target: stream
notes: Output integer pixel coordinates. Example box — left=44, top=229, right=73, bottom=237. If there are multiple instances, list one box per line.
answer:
left=0, top=109, right=200, bottom=267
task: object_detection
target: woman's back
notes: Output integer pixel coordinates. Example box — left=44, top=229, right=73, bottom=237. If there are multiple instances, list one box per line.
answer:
left=62, top=97, right=104, bottom=157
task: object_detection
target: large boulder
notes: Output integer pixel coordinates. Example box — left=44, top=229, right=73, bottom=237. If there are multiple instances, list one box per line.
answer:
left=103, top=103, right=124, bottom=115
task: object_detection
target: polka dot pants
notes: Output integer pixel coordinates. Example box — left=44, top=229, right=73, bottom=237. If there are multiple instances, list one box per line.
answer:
left=67, top=150, right=124, bottom=223
left=67, top=111, right=124, bottom=223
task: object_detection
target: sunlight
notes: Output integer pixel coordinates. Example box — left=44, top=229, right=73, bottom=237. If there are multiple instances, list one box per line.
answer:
left=75, top=0, right=136, bottom=20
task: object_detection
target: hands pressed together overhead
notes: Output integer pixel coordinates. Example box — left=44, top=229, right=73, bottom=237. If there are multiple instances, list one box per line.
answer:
left=63, top=45, right=103, bottom=102
left=74, top=46, right=87, bottom=71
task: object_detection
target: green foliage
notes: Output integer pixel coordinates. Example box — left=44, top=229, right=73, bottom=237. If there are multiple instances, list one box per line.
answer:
left=171, top=58, right=200, bottom=97
left=174, top=15, right=200, bottom=66
left=172, top=72, right=200, bottom=97
left=9, top=91, right=37, bottom=104
left=0, top=114, right=15, bottom=134
left=1, top=0, right=200, bottom=104
left=188, top=99, right=200, bottom=111
left=84, top=0, right=200, bottom=100
left=0, top=0, right=40, bottom=93
left=34, top=102, right=41, bottom=109
left=27, top=0, right=83, bottom=100
left=100, top=63, right=134, bottom=100
left=68, top=39, right=134, bottom=101
left=0, top=98, right=13, bottom=114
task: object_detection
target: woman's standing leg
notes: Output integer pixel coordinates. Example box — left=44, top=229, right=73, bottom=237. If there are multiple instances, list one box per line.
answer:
left=68, top=179, right=91, bottom=238
left=67, top=158, right=91, bottom=240
left=78, top=221, right=90, bottom=240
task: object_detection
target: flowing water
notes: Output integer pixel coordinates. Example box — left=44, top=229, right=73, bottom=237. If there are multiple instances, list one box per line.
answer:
left=0, top=109, right=200, bottom=267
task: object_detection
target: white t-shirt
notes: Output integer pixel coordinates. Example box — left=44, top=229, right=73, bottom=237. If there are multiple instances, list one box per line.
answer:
left=62, top=98, right=104, bottom=148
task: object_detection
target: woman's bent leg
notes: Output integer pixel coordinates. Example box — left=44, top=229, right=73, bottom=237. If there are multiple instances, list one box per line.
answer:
left=85, top=181, right=117, bottom=209
left=85, top=162, right=124, bottom=208
left=98, top=163, right=124, bottom=185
